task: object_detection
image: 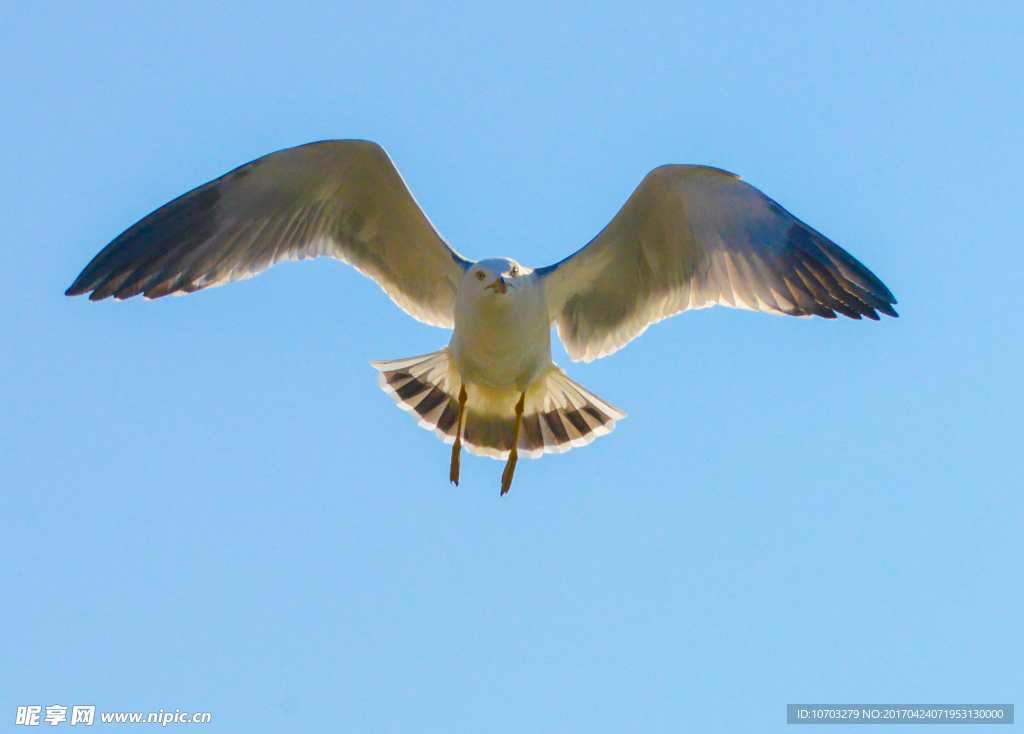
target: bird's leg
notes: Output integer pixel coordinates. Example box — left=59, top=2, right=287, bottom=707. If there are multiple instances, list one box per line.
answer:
left=500, top=392, right=526, bottom=496
left=449, top=384, right=468, bottom=486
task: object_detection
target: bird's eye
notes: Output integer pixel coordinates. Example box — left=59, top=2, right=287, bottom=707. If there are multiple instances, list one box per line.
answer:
left=510, top=267, right=518, bottom=276
left=475, top=271, right=486, bottom=280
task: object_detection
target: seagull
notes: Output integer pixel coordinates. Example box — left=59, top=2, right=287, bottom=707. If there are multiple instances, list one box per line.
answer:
left=67, top=140, right=897, bottom=494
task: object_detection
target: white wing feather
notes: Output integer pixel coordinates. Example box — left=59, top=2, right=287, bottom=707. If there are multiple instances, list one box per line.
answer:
left=67, top=140, right=471, bottom=328
left=539, top=165, right=897, bottom=361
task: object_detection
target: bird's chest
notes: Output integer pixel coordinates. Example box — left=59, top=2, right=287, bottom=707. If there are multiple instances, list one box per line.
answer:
left=449, top=297, right=551, bottom=391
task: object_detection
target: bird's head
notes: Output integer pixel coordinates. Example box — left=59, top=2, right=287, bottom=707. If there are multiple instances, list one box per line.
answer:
left=463, top=258, right=527, bottom=305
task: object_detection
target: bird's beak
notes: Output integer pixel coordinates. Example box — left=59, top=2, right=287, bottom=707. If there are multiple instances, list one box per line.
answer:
left=485, top=276, right=509, bottom=294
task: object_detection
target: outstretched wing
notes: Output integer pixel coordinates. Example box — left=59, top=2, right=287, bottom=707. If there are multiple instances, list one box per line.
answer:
left=538, top=165, right=897, bottom=362
left=66, top=140, right=471, bottom=328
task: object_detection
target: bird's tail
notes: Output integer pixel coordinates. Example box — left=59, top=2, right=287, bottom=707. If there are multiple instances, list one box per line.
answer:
left=370, top=349, right=625, bottom=460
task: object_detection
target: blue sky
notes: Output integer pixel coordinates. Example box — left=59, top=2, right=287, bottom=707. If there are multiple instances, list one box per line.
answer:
left=1, top=1, right=1021, bottom=731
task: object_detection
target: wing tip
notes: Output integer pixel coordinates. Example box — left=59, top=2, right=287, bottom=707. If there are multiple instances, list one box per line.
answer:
left=65, top=271, right=95, bottom=297
left=826, top=297, right=898, bottom=321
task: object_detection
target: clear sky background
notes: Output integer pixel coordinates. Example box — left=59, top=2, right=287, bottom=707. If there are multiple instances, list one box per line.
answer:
left=1, top=1, right=1021, bottom=731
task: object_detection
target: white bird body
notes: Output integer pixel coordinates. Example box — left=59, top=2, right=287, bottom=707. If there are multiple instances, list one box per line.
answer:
left=66, top=139, right=897, bottom=494
left=450, top=259, right=550, bottom=392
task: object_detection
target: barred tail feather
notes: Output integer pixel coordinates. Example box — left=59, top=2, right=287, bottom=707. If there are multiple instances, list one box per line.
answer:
left=370, top=350, right=462, bottom=443
left=371, top=349, right=626, bottom=461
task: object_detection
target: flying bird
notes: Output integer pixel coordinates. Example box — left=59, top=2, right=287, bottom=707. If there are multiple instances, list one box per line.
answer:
left=67, top=140, right=897, bottom=494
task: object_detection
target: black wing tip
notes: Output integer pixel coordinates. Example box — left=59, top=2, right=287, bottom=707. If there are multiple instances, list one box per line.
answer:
left=65, top=276, right=152, bottom=301
left=65, top=278, right=99, bottom=298
left=66, top=268, right=92, bottom=296
left=857, top=291, right=898, bottom=319
left=829, top=300, right=897, bottom=320
left=784, top=221, right=900, bottom=319
left=826, top=298, right=898, bottom=321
